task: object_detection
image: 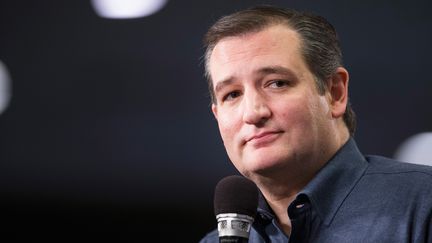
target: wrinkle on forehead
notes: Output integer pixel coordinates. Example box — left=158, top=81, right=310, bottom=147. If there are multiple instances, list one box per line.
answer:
left=209, top=25, right=304, bottom=84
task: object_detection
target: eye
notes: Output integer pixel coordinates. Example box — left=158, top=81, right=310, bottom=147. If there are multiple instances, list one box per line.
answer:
left=268, top=80, right=289, bottom=88
left=222, top=91, right=241, bottom=101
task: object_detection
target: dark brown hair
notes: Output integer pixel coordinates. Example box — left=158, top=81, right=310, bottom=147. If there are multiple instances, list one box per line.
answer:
left=203, top=5, right=356, bottom=136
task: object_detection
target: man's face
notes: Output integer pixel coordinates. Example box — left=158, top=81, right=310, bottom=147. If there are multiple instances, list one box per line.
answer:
left=209, top=25, right=338, bottom=178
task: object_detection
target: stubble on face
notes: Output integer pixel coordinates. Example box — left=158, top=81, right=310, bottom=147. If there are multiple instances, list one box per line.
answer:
left=209, top=25, right=340, bottom=181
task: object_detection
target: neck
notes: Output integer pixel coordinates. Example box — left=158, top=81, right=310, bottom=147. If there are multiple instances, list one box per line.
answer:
left=252, top=130, right=350, bottom=235
left=253, top=172, right=311, bottom=235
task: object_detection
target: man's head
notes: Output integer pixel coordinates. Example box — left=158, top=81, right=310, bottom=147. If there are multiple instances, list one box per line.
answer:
left=204, top=5, right=356, bottom=136
left=203, top=6, right=353, bottom=179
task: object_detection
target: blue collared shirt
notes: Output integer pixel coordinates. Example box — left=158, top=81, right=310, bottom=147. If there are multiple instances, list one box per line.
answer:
left=199, top=138, right=432, bottom=242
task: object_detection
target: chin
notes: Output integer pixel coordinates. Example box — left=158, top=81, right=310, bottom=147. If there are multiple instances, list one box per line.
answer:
left=243, top=154, right=289, bottom=175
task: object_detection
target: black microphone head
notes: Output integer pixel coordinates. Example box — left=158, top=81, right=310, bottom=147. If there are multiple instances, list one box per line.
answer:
left=214, top=175, right=259, bottom=218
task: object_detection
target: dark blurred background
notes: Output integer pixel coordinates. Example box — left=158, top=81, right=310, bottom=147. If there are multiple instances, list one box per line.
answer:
left=0, top=0, right=431, bottom=242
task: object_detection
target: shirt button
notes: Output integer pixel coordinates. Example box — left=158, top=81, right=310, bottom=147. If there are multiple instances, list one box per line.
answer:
left=296, top=204, right=305, bottom=209
left=259, top=213, right=270, bottom=220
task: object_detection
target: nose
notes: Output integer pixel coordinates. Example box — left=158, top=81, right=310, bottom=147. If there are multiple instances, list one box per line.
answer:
left=242, top=90, right=271, bottom=125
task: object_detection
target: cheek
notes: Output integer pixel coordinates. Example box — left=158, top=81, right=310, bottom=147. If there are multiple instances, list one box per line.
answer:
left=217, top=117, right=243, bottom=168
left=278, top=100, right=310, bottom=123
left=217, top=113, right=239, bottom=144
left=276, top=96, right=320, bottom=132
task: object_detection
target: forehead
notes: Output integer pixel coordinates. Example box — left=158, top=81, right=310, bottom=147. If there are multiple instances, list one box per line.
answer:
left=208, top=25, right=306, bottom=83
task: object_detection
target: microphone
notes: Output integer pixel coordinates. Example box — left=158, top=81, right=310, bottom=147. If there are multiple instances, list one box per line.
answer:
left=213, top=175, right=259, bottom=243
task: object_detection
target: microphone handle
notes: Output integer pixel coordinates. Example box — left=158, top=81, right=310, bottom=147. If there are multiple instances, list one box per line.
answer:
left=220, top=236, right=249, bottom=243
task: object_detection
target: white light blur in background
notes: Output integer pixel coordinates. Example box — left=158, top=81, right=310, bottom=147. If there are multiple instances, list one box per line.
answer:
left=394, top=132, right=432, bottom=166
left=91, top=0, right=168, bottom=19
left=0, top=60, right=12, bottom=115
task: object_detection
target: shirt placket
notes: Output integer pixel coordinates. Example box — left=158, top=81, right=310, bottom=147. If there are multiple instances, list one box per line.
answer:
left=287, top=195, right=311, bottom=243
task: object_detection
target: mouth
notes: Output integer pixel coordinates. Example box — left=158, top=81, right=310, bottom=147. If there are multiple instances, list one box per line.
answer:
left=245, top=131, right=283, bottom=146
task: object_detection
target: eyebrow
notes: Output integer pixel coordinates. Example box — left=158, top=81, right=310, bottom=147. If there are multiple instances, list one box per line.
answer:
left=256, top=65, right=295, bottom=76
left=213, top=65, right=295, bottom=93
left=214, top=78, right=235, bottom=94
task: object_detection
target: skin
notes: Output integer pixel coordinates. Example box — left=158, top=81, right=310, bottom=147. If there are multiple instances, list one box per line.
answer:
left=209, top=24, right=350, bottom=234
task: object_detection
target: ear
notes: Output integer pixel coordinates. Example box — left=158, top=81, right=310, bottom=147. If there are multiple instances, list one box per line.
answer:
left=211, top=103, right=219, bottom=121
left=329, top=67, right=349, bottom=118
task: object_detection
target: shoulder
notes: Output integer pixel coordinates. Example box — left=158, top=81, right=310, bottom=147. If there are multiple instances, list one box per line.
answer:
left=365, top=155, right=432, bottom=178
left=362, top=155, right=432, bottom=200
left=198, top=229, right=218, bottom=243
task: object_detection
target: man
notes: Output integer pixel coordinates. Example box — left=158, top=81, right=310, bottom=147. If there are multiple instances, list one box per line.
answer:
left=199, top=5, right=432, bottom=243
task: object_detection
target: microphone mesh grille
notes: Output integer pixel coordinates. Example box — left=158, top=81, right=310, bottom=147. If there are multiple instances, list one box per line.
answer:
left=213, top=175, right=259, bottom=217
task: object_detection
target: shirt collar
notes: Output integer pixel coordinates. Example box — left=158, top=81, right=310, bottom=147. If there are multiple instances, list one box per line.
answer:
left=257, top=138, right=369, bottom=226
left=299, top=137, right=369, bottom=226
